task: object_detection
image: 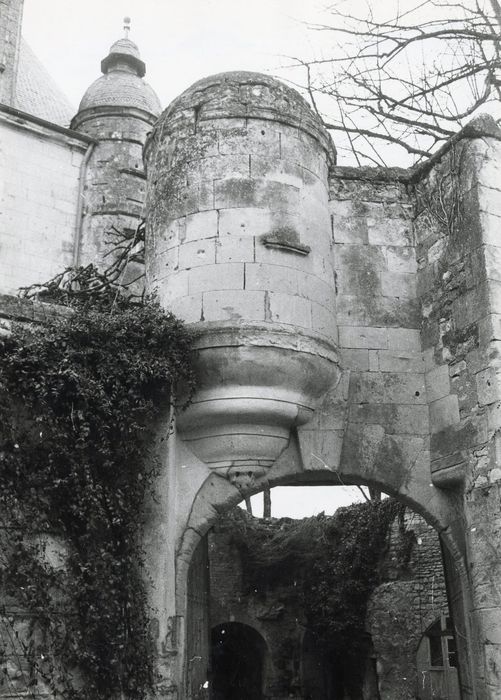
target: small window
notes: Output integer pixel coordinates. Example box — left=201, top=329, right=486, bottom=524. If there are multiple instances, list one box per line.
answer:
left=429, top=633, right=444, bottom=667
left=446, top=636, right=458, bottom=668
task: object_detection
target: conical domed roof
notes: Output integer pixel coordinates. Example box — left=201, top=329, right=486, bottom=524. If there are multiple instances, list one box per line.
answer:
left=101, top=37, right=145, bottom=77
left=74, top=35, right=161, bottom=119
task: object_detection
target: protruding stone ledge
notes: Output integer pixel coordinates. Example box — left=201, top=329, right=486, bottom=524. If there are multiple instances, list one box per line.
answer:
left=0, top=294, right=72, bottom=324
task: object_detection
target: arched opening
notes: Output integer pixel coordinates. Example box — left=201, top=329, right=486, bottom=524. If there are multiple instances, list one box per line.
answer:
left=210, top=622, right=267, bottom=700
left=180, top=469, right=472, bottom=700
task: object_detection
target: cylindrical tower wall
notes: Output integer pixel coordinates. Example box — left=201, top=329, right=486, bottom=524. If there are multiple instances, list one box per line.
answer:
left=71, top=37, right=161, bottom=277
left=145, top=72, right=336, bottom=338
left=72, top=110, right=154, bottom=270
left=145, top=71, right=339, bottom=475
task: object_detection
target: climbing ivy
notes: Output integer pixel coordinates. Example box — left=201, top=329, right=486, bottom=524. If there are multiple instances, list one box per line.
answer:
left=302, top=500, right=400, bottom=695
left=0, top=291, right=196, bottom=698
left=224, top=499, right=403, bottom=697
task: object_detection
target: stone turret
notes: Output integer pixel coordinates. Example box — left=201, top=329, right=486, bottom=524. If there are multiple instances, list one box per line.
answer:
left=71, top=32, right=161, bottom=271
left=144, top=71, right=339, bottom=480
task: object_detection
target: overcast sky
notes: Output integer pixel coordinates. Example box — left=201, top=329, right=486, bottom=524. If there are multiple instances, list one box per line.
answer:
left=20, top=0, right=374, bottom=518
left=22, top=0, right=332, bottom=111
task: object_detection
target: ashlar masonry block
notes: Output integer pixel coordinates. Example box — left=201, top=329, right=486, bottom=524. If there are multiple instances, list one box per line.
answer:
left=202, top=289, right=265, bottom=323
left=350, top=371, right=426, bottom=405
left=217, top=121, right=281, bottom=158
left=377, top=350, right=424, bottom=373
left=192, top=154, right=250, bottom=182
left=425, top=365, right=451, bottom=403
left=429, top=395, right=460, bottom=433
left=331, top=215, right=369, bottom=245
left=178, top=239, right=217, bottom=269
left=218, top=207, right=272, bottom=238
left=476, top=367, right=499, bottom=406
left=381, top=271, right=417, bottom=299
left=267, top=291, right=311, bottom=328
left=349, top=404, right=429, bottom=435
left=367, top=216, right=413, bottom=247
left=188, top=263, right=244, bottom=295
left=183, top=210, right=219, bottom=243
left=244, top=263, right=299, bottom=296
left=311, top=302, right=337, bottom=338
left=249, top=155, right=304, bottom=188
left=216, top=236, right=255, bottom=264
left=339, top=325, right=388, bottom=349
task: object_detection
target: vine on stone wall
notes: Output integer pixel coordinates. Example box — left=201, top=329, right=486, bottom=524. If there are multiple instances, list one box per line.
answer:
left=0, top=290, right=195, bottom=698
left=414, top=144, right=462, bottom=238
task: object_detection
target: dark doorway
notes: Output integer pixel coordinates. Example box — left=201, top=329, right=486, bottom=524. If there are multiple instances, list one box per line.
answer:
left=210, top=622, right=266, bottom=700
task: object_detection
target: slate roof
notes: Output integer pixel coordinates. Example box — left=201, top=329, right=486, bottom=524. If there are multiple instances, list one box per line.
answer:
left=14, top=39, right=75, bottom=127
left=78, top=70, right=161, bottom=115
left=78, top=37, right=160, bottom=116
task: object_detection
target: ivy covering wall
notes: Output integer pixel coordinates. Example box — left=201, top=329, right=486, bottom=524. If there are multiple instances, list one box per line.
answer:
left=0, top=290, right=195, bottom=699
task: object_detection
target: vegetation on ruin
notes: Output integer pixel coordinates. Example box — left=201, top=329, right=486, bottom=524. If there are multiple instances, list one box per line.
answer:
left=0, top=281, right=196, bottom=698
left=224, top=499, right=412, bottom=696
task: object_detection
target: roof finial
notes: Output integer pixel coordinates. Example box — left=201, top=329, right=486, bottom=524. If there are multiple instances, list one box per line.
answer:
left=123, top=16, right=131, bottom=39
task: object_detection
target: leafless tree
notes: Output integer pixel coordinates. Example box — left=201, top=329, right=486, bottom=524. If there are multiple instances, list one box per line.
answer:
left=288, top=0, right=501, bottom=166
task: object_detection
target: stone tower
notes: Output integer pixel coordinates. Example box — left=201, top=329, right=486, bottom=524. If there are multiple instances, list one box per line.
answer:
left=141, top=69, right=501, bottom=699
left=71, top=34, right=161, bottom=273
left=144, top=71, right=340, bottom=484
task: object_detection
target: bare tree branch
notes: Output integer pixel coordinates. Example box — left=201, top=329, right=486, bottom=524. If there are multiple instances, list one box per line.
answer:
left=19, top=221, right=146, bottom=308
left=286, top=0, right=501, bottom=165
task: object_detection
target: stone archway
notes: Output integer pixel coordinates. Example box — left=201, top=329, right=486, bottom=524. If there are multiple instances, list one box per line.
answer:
left=173, top=446, right=473, bottom=700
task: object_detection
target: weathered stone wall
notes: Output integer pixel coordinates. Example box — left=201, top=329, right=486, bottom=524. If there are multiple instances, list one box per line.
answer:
left=145, top=72, right=336, bottom=339
left=0, top=0, right=23, bottom=105
left=330, top=167, right=426, bottom=444
left=207, top=509, right=450, bottom=700
left=0, top=108, right=88, bottom=294
left=414, top=121, right=501, bottom=696
left=296, top=167, right=429, bottom=506
left=415, top=135, right=496, bottom=486
left=71, top=110, right=154, bottom=273
left=368, top=513, right=450, bottom=700
left=208, top=522, right=305, bottom=699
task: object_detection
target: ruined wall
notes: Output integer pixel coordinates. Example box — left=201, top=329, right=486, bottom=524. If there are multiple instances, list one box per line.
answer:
left=0, top=109, right=89, bottom=294
left=415, top=134, right=496, bottom=486
left=208, top=521, right=305, bottom=700
left=367, top=514, right=450, bottom=700
left=208, top=509, right=450, bottom=700
left=414, top=119, right=501, bottom=695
